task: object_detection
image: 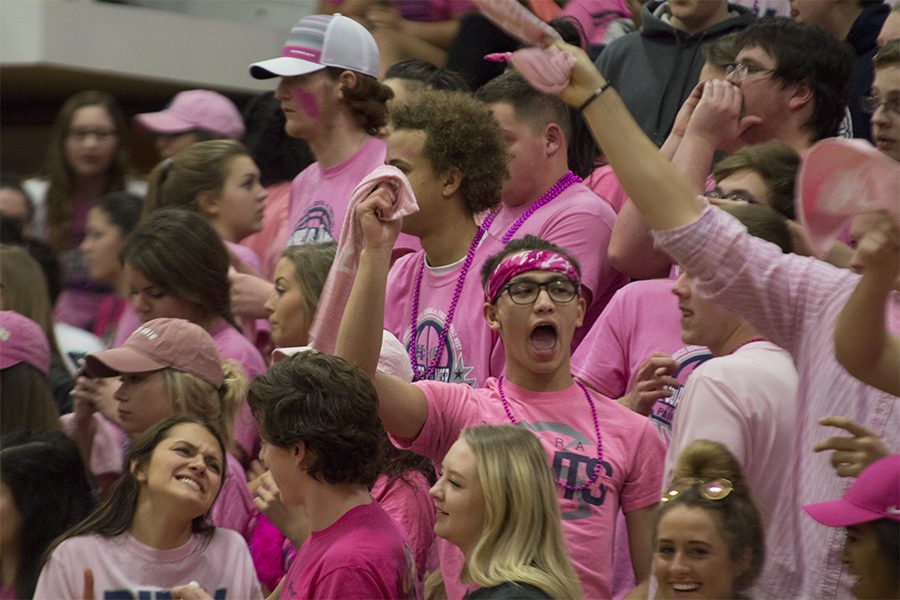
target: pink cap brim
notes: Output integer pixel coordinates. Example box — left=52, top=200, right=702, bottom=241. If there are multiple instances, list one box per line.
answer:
left=135, top=111, right=196, bottom=135
left=249, top=57, right=325, bottom=80
left=85, top=346, right=168, bottom=378
left=803, top=498, right=888, bottom=527
left=797, top=138, right=900, bottom=257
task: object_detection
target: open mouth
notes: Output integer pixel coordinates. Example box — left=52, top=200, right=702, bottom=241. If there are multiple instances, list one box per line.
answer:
left=529, top=323, right=558, bottom=355
left=175, top=474, right=205, bottom=494
left=671, top=583, right=700, bottom=593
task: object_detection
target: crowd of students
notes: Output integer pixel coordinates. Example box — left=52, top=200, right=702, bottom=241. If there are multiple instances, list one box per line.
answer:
left=1, top=1, right=899, bottom=599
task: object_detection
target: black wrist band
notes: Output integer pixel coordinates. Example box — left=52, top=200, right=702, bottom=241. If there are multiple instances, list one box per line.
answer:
left=578, top=82, right=612, bottom=112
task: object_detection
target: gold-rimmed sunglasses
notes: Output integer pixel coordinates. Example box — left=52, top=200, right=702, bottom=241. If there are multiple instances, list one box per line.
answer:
left=661, top=478, right=734, bottom=503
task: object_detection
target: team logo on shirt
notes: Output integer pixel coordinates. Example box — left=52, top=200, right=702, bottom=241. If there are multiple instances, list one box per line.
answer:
left=650, top=346, right=713, bottom=445
left=288, top=202, right=335, bottom=245
left=520, top=420, right=612, bottom=520
left=406, top=311, right=477, bottom=386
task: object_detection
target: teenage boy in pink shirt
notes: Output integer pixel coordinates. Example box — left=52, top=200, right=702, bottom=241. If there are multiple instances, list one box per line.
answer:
left=232, top=14, right=410, bottom=321
left=554, top=40, right=898, bottom=600
left=337, top=198, right=665, bottom=600
left=476, top=70, right=626, bottom=346
left=382, top=90, right=509, bottom=386
left=249, top=352, right=415, bottom=599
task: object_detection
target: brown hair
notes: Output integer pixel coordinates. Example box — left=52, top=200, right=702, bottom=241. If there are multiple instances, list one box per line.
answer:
left=874, top=39, right=900, bottom=69
left=41, top=91, right=131, bottom=253
left=143, top=140, right=249, bottom=219
left=713, top=140, right=801, bottom=220
left=658, top=439, right=765, bottom=594
left=0, top=245, right=63, bottom=359
left=391, top=90, right=509, bottom=215
left=121, top=209, right=233, bottom=325
left=325, top=68, right=393, bottom=136
left=279, top=243, right=337, bottom=333
left=248, top=351, right=383, bottom=487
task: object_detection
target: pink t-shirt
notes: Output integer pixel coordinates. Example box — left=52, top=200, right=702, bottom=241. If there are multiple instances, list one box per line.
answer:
left=35, top=529, right=262, bottom=599
left=371, top=471, right=436, bottom=587
left=384, top=244, right=506, bottom=387
left=286, top=138, right=386, bottom=247
left=584, top=164, right=629, bottom=214
left=112, top=304, right=142, bottom=349
left=485, top=181, right=626, bottom=348
left=654, top=206, right=900, bottom=599
left=665, top=340, right=800, bottom=598
left=570, top=279, right=712, bottom=445
left=208, top=319, right=266, bottom=461
left=210, top=452, right=255, bottom=543
left=396, top=377, right=665, bottom=600
left=281, top=501, right=416, bottom=600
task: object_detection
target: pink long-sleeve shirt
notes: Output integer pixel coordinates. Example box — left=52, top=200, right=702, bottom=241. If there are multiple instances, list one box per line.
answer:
left=654, top=205, right=899, bottom=600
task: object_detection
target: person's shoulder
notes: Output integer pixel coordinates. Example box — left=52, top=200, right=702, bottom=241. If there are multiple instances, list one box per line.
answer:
left=465, top=582, right=554, bottom=600
left=208, top=526, right=247, bottom=549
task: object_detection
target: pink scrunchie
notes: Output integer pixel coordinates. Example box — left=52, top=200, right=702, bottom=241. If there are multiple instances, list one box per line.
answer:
left=484, top=249, right=581, bottom=303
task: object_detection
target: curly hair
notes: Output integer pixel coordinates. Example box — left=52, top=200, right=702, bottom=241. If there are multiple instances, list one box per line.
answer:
left=390, top=90, right=509, bottom=215
left=248, top=351, right=384, bottom=487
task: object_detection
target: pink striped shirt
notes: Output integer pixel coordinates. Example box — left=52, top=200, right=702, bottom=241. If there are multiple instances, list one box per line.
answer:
left=654, top=205, right=899, bottom=600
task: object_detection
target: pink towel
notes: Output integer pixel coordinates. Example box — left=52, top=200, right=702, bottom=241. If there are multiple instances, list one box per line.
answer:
left=473, top=0, right=560, bottom=46
left=307, top=165, right=419, bottom=353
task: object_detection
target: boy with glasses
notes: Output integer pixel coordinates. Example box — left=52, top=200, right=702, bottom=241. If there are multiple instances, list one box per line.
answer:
left=336, top=226, right=665, bottom=600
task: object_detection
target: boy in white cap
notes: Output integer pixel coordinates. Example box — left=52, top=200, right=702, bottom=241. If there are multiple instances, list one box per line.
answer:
left=136, top=90, right=245, bottom=160
left=232, top=14, right=402, bottom=322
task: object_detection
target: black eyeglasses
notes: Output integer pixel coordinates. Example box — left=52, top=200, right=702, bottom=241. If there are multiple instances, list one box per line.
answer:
left=661, top=478, right=734, bottom=503
left=724, top=62, right=776, bottom=82
left=500, top=278, right=579, bottom=305
left=861, top=95, right=900, bottom=117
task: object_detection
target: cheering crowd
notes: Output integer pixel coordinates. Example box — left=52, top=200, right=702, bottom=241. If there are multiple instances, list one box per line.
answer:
left=1, top=1, right=899, bottom=599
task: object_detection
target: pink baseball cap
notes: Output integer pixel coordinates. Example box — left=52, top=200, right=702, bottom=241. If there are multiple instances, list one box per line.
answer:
left=0, top=311, right=50, bottom=375
left=804, top=454, right=900, bottom=527
left=135, top=90, right=245, bottom=139
left=250, top=14, right=379, bottom=80
left=797, top=138, right=900, bottom=257
left=85, top=318, right=224, bottom=389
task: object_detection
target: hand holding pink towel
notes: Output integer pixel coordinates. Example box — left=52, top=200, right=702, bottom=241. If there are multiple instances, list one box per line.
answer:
left=307, top=165, right=419, bottom=353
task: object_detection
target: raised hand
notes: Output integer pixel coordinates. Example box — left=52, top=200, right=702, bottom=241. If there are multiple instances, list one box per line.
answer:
left=685, top=80, right=761, bottom=153
left=619, top=353, right=679, bottom=416
left=357, top=184, right=403, bottom=251
left=813, top=416, right=890, bottom=477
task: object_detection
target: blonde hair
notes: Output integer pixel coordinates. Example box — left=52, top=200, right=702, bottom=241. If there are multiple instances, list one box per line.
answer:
left=143, top=140, right=248, bottom=220
left=461, top=426, right=581, bottom=600
left=162, top=360, right=246, bottom=451
left=0, top=245, right=61, bottom=358
left=279, top=243, right=337, bottom=329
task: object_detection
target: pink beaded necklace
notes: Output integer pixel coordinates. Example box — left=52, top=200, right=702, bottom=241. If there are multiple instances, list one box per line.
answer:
left=408, top=212, right=497, bottom=380
left=500, top=171, right=581, bottom=244
left=496, top=375, right=603, bottom=492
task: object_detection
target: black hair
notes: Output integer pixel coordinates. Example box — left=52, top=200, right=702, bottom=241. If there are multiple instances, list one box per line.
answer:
left=241, top=91, right=314, bottom=187
left=1, top=431, right=97, bottom=598
left=92, top=191, right=143, bottom=238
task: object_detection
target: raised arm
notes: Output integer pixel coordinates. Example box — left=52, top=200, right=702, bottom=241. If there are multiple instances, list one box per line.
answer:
left=334, top=186, right=428, bottom=439
left=555, top=42, right=705, bottom=231
left=834, top=213, right=900, bottom=395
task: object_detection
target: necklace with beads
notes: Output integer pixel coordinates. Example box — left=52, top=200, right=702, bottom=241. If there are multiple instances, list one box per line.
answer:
left=408, top=211, right=497, bottom=381
left=496, top=375, right=604, bottom=492
left=499, top=171, right=581, bottom=244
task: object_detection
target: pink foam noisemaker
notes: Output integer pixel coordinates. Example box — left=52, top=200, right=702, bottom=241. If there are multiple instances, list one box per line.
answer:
left=797, top=138, right=900, bottom=257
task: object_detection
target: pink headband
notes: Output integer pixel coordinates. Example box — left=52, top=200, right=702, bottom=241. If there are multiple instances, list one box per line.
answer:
left=485, top=249, right=580, bottom=303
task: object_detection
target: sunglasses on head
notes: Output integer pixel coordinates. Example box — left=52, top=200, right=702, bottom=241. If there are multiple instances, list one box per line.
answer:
left=661, top=478, right=734, bottom=503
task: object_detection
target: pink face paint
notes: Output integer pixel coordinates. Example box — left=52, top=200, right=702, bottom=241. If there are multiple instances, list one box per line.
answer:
left=293, top=89, right=319, bottom=119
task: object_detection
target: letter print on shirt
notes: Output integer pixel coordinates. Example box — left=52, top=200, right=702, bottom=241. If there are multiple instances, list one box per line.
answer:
left=650, top=346, right=712, bottom=446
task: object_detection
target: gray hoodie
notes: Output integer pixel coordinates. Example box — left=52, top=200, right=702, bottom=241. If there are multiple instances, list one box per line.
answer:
left=596, top=1, right=756, bottom=146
